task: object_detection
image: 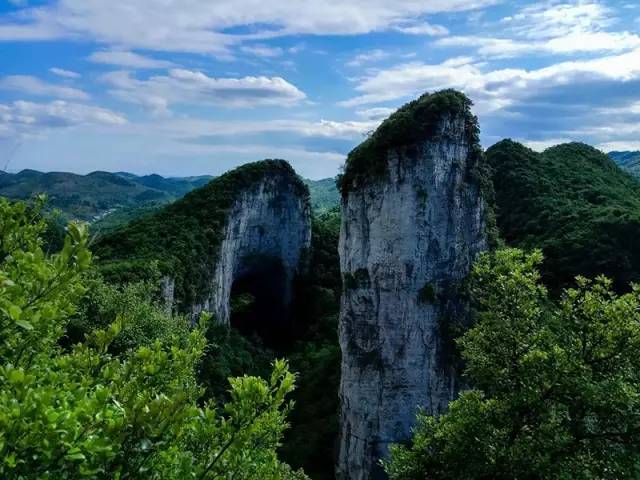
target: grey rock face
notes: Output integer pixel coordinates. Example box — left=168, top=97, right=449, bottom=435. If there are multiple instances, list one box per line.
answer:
left=208, top=174, right=312, bottom=325
left=164, top=172, right=311, bottom=325
left=337, top=114, right=488, bottom=480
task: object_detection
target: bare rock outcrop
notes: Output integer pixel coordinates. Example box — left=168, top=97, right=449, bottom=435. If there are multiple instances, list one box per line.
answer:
left=337, top=90, right=491, bottom=480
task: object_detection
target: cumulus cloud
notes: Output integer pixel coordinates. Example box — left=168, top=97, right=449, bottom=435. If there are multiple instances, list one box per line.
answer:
left=0, top=100, right=126, bottom=138
left=341, top=49, right=640, bottom=111
left=88, top=50, right=176, bottom=69
left=101, top=69, right=306, bottom=114
left=0, top=75, right=88, bottom=100
left=340, top=47, right=640, bottom=151
left=0, top=0, right=498, bottom=54
left=49, top=67, right=80, bottom=78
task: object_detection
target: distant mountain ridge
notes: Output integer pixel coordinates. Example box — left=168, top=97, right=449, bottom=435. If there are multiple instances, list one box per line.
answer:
left=0, top=169, right=213, bottom=222
left=0, top=168, right=340, bottom=229
left=608, top=151, right=640, bottom=177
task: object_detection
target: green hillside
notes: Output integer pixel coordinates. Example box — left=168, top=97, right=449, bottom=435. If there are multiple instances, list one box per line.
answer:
left=487, top=140, right=640, bottom=292
left=0, top=169, right=210, bottom=221
left=609, top=151, right=640, bottom=177
left=0, top=168, right=337, bottom=233
left=94, top=160, right=309, bottom=309
left=304, top=178, right=339, bottom=212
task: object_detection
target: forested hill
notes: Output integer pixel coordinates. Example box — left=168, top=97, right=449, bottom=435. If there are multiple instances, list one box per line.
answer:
left=94, top=160, right=310, bottom=308
left=0, top=169, right=212, bottom=221
left=304, top=177, right=339, bottom=212
left=487, top=140, right=640, bottom=292
left=609, top=151, right=640, bottom=178
left=0, top=168, right=339, bottom=228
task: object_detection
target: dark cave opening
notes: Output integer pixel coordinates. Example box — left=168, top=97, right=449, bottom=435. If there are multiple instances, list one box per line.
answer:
left=229, top=255, right=293, bottom=349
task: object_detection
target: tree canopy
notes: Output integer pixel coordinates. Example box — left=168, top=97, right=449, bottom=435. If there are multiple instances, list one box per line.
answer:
left=487, top=140, right=640, bottom=293
left=0, top=197, right=304, bottom=479
left=386, top=248, right=640, bottom=480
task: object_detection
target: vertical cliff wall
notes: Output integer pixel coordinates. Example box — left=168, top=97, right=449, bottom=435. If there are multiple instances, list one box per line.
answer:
left=198, top=173, right=312, bottom=327
left=337, top=90, right=490, bottom=480
left=95, top=160, right=312, bottom=334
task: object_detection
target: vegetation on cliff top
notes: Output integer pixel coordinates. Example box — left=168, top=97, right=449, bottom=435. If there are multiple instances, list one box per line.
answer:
left=487, top=140, right=640, bottom=292
left=94, top=159, right=309, bottom=310
left=338, top=89, right=480, bottom=196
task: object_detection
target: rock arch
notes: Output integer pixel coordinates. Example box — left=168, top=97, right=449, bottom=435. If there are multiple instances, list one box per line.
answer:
left=97, top=160, right=311, bottom=339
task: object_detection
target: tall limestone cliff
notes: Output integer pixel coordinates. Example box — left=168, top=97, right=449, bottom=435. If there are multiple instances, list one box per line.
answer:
left=336, top=90, right=492, bottom=480
left=95, top=160, right=312, bottom=332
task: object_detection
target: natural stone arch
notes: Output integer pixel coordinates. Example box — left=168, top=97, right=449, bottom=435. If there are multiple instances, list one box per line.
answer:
left=206, top=169, right=312, bottom=335
left=96, top=160, right=312, bottom=339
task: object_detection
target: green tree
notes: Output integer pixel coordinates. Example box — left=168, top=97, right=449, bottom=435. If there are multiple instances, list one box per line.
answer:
left=385, top=248, right=640, bottom=480
left=66, top=270, right=191, bottom=355
left=0, top=198, right=304, bottom=479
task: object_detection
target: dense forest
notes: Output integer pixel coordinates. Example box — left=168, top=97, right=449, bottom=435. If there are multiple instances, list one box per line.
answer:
left=3, top=133, right=640, bottom=478
left=487, top=140, right=640, bottom=293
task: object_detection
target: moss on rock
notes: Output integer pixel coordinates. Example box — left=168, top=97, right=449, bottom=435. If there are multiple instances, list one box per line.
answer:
left=338, top=89, right=479, bottom=196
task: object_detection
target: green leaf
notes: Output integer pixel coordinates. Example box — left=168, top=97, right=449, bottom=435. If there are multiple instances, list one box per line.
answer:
left=8, top=305, right=21, bottom=320
left=15, top=319, right=33, bottom=330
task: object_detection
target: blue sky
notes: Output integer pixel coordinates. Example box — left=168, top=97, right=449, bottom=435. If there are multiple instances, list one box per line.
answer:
left=1, top=0, right=639, bottom=179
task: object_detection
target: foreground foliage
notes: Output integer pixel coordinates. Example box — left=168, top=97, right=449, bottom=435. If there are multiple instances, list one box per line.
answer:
left=386, top=248, right=640, bottom=480
left=0, top=198, right=304, bottom=479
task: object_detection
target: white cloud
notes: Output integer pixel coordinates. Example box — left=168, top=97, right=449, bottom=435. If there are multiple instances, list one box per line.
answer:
left=598, top=141, right=640, bottom=152
left=437, top=31, right=640, bottom=57
left=123, top=117, right=376, bottom=141
left=49, top=67, right=80, bottom=78
left=0, top=75, right=88, bottom=100
left=0, top=0, right=497, bottom=53
left=340, top=48, right=640, bottom=111
left=392, top=22, right=449, bottom=36
left=347, top=49, right=392, bottom=67
left=355, top=107, right=395, bottom=120
left=101, top=69, right=306, bottom=114
left=436, top=1, right=640, bottom=58
left=521, top=138, right=573, bottom=152
left=239, top=44, right=284, bottom=58
left=0, top=100, right=126, bottom=139
left=88, top=50, right=176, bottom=69
left=503, top=1, right=611, bottom=40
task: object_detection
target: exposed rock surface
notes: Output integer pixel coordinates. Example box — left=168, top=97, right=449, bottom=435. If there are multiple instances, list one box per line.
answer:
left=194, top=173, right=312, bottom=324
left=337, top=91, right=490, bottom=480
left=96, top=160, right=311, bottom=329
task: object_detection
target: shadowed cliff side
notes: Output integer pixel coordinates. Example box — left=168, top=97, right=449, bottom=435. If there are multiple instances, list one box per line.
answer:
left=337, top=90, right=493, bottom=480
